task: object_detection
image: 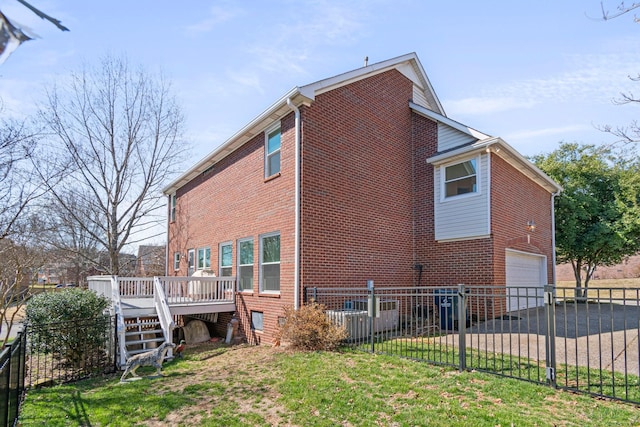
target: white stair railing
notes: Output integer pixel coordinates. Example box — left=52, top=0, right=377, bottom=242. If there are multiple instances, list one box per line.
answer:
left=110, top=275, right=128, bottom=368
left=154, top=277, right=175, bottom=358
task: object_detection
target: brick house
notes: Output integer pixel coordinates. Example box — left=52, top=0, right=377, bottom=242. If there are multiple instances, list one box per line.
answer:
left=163, top=53, right=561, bottom=344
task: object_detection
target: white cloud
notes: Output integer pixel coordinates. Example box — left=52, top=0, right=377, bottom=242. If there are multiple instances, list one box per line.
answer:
left=505, top=125, right=591, bottom=141
left=446, top=96, right=538, bottom=115
left=447, top=50, right=640, bottom=117
left=184, top=3, right=244, bottom=35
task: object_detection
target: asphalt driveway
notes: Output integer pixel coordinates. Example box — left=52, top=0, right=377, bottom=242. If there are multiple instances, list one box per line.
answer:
left=466, top=302, right=640, bottom=376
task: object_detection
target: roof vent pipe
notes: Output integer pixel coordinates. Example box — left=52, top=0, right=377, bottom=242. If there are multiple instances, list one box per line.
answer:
left=364, top=56, right=368, bottom=67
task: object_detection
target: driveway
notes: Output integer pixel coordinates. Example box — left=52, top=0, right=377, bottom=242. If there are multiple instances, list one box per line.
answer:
left=466, top=302, right=640, bottom=376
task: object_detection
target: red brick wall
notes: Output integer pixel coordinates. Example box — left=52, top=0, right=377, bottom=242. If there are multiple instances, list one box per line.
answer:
left=168, top=113, right=297, bottom=345
left=411, top=114, right=496, bottom=286
left=299, top=70, right=415, bottom=289
left=490, top=154, right=554, bottom=285
left=168, top=66, right=557, bottom=343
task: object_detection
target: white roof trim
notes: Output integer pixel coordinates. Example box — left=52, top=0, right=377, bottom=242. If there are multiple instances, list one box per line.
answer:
left=301, top=53, right=444, bottom=115
left=410, top=101, right=490, bottom=140
left=164, top=53, right=445, bottom=194
left=427, top=137, right=562, bottom=194
left=163, top=88, right=311, bottom=194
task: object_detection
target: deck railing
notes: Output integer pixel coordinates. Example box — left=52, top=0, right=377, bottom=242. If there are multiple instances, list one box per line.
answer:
left=89, top=276, right=236, bottom=305
left=160, top=276, right=235, bottom=304
left=154, top=277, right=176, bottom=358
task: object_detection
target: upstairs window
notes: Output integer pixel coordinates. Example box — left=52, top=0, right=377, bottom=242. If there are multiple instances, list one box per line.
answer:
left=219, top=242, right=232, bottom=276
left=173, top=252, right=180, bottom=271
left=265, top=125, right=281, bottom=177
left=170, top=194, right=176, bottom=222
left=444, top=158, right=477, bottom=198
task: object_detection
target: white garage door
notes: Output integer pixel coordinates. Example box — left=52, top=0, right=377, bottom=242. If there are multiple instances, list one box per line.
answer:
left=505, top=250, right=547, bottom=312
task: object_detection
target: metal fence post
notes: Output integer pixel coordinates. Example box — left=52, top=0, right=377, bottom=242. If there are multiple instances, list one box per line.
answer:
left=458, top=284, right=467, bottom=371
left=544, top=284, right=556, bottom=387
left=368, top=280, right=375, bottom=353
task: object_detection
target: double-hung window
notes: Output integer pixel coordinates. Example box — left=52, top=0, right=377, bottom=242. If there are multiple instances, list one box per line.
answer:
left=219, top=242, right=232, bottom=276
left=196, top=247, right=210, bottom=270
left=260, top=232, right=280, bottom=293
left=265, top=124, right=281, bottom=177
left=173, top=252, right=180, bottom=271
left=443, top=158, right=477, bottom=198
left=170, top=194, right=176, bottom=222
left=187, top=249, right=195, bottom=275
left=237, top=238, right=254, bottom=292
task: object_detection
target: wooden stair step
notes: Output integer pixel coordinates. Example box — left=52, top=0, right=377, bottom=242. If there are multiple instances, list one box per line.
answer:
left=125, top=337, right=166, bottom=346
left=125, top=328, right=163, bottom=337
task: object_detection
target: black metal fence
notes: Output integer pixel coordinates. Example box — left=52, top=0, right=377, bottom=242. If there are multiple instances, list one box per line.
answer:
left=306, top=284, right=640, bottom=404
left=25, top=315, right=117, bottom=388
left=0, top=330, right=26, bottom=427
left=0, top=315, right=117, bottom=427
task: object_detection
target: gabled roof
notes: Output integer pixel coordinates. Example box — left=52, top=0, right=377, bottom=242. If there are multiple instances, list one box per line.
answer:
left=163, top=53, right=443, bottom=195
left=411, top=102, right=561, bottom=194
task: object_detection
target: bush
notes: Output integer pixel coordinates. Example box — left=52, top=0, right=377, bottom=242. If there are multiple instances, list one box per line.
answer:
left=26, top=289, right=111, bottom=368
left=276, top=302, right=347, bottom=351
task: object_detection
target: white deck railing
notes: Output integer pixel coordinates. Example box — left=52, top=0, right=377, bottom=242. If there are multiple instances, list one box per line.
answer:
left=154, top=277, right=175, bottom=358
left=118, top=277, right=155, bottom=298
left=88, top=275, right=236, bottom=305
left=160, top=276, right=235, bottom=304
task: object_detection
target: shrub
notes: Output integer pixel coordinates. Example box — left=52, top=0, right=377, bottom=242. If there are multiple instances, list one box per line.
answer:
left=26, top=289, right=111, bottom=368
left=276, top=302, right=347, bottom=351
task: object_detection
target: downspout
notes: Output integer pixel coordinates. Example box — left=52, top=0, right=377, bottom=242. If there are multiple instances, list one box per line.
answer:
left=551, top=191, right=559, bottom=286
left=286, top=98, right=301, bottom=310
left=165, top=195, right=170, bottom=277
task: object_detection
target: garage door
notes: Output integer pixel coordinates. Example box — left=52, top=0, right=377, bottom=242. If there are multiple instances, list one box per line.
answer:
left=506, top=250, right=546, bottom=312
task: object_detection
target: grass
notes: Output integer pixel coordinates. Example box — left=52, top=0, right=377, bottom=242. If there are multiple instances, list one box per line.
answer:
left=18, top=343, right=640, bottom=426
left=372, top=338, right=640, bottom=403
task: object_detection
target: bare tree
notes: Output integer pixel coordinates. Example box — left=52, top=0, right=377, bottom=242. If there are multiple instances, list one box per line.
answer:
left=0, top=218, right=46, bottom=343
left=599, top=1, right=640, bottom=21
left=35, top=56, right=187, bottom=274
left=0, top=113, right=42, bottom=241
left=38, top=190, right=103, bottom=285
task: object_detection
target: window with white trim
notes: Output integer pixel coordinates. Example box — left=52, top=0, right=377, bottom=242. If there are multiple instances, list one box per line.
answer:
left=237, top=238, right=254, bottom=292
left=265, top=124, right=281, bottom=177
left=187, top=249, right=195, bottom=275
left=196, top=247, right=210, bottom=270
left=173, top=252, right=180, bottom=271
left=219, top=242, right=232, bottom=276
left=443, top=158, right=477, bottom=198
left=170, top=194, right=176, bottom=222
left=260, top=232, right=280, bottom=293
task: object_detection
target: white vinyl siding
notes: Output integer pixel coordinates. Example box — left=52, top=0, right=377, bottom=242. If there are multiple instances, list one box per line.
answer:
left=434, top=154, right=489, bottom=241
left=438, top=123, right=476, bottom=152
left=412, top=85, right=429, bottom=109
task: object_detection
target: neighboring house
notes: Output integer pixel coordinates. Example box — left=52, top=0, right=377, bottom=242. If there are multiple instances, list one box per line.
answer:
left=135, top=245, right=166, bottom=277
left=163, top=53, right=561, bottom=344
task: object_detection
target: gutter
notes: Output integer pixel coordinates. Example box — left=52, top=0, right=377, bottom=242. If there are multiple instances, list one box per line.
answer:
left=286, top=98, right=301, bottom=310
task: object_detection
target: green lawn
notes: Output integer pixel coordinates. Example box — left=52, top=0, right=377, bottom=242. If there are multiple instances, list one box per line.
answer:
left=18, top=343, right=640, bottom=426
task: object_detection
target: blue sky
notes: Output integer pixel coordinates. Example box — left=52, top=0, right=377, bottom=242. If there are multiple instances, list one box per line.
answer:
left=1, top=0, right=639, bottom=160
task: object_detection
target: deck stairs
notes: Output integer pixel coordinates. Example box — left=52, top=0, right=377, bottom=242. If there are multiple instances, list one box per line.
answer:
left=123, top=315, right=166, bottom=356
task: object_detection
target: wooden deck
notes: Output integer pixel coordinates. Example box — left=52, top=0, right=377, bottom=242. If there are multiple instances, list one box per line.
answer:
left=89, top=275, right=237, bottom=317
